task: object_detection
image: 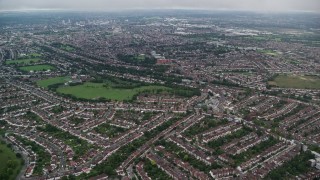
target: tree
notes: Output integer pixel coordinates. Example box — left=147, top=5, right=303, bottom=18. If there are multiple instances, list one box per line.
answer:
left=61, top=176, right=69, bottom=180
left=7, top=160, right=17, bottom=169
left=68, top=174, right=76, bottom=180
left=183, top=154, right=189, bottom=161
left=16, top=153, right=22, bottom=158
left=6, top=144, right=12, bottom=148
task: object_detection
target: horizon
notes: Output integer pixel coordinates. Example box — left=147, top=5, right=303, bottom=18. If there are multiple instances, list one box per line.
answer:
left=1, top=0, right=320, bottom=13
left=0, top=8, right=319, bottom=14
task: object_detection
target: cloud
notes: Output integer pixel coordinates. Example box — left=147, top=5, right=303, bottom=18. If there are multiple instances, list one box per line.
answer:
left=0, top=0, right=319, bottom=12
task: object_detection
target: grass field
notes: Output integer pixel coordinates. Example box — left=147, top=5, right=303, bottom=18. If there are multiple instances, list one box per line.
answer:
left=258, top=49, right=281, bottom=56
left=0, top=142, right=23, bottom=180
left=6, top=58, right=41, bottom=65
left=269, top=74, right=320, bottom=89
left=19, top=64, right=55, bottom=72
left=57, top=82, right=170, bottom=101
left=37, top=76, right=70, bottom=88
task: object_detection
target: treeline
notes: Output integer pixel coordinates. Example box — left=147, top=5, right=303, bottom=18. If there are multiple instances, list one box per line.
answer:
left=212, top=79, right=241, bottom=87
left=0, top=106, right=20, bottom=114
left=37, top=124, right=93, bottom=159
left=40, top=44, right=181, bottom=84
left=51, top=42, right=77, bottom=50
left=156, top=139, right=221, bottom=173
left=231, top=136, right=279, bottom=166
left=266, top=150, right=314, bottom=179
left=13, top=135, right=48, bottom=176
left=143, top=157, right=173, bottom=180
left=117, top=54, right=156, bottom=66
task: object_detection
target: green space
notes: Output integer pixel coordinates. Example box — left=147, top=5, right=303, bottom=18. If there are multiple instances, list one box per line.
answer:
left=207, top=127, right=252, bottom=154
left=257, top=49, right=281, bottom=56
left=57, top=82, right=171, bottom=101
left=244, top=35, right=282, bottom=42
left=69, top=116, right=85, bottom=126
left=183, top=118, right=228, bottom=137
left=79, top=114, right=183, bottom=178
left=137, top=54, right=146, bottom=61
left=156, top=140, right=221, bottom=173
left=93, top=123, right=126, bottom=138
left=51, top=42, right=76, bottom=52
left=184, top=33, right=223, bottom=41
left=117, top=54, right=156, bottom=66
left=37, top=76, right=70, bottom=88
left=14, top=135, right=50, bottom=176
left=19, top=64, right=55, bottom=72
left=309, top=145, right=320, bottom=154
left=0, top=106, right=21, bottom=114
left=271, top=105, right=305, bottom=133
left=29, top=53, right=41, bottom=57
left=6, top=58, right=41, bottom=65
left=268, top=74, right=320, bottom=89
left=287, top=59, right=300, bottom=65
left=43, top=75, right=199, bottom=101
left=265, top=151, right=314, bottom=180
left=144, top=115, right=182, bottom=139
left=231, top=136, right=278, bottom=165
left=0, top=140, right=24, bottom=180
left=85, top=136, right=148, bottom=178
left=23, top=111, right=43, bottom=124
left=144, top=158, right=173, bottom=180
left=60, top=45, right=75, bottom=52
left=51, top=106, right=65, bottom=114
left=37, top=124, right=94, bottom=160
left=142, top=112, right=157, bottom=121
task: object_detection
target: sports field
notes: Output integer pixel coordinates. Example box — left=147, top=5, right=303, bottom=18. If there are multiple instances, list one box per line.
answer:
left=57, top=82, right=170, bottom=101
left=268, top=74, right=320, bottom=89
left=19, top=64, right=55, bottom=72
left=37, top=76, right=70, bottom=88
left=6, top=58, right=41, bottom=65
left=0, top=142, right=23, bottom=180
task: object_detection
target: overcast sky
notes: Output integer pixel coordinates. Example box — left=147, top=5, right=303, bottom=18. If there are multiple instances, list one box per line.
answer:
left=0, top=0, right=319, bottom=12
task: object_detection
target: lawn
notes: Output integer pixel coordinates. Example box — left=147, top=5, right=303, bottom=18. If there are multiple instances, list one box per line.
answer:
left=269, top=74, right=320, bottom=89
left=56, top=82, right=170, bottom=101
left=19, top=64, right=55, bottom=72
left=0, top=141, right=23, bottom=180
left=37, top=76, right=70, bottom=88
left=6, top=58, right=41, bottom=65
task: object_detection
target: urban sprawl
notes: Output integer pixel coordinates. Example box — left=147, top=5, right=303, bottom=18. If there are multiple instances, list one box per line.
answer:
left=0, top=11, right=320, bottom=180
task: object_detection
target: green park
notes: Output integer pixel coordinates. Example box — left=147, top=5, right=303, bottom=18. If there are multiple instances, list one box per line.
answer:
left=19, top=64, right=56, bottom=72
left=37, top=76, right=70, bottom=88
left=0, top=141, right=24, bottom=180
left=56, top=82, right=170, bottom=101
left=269, top=74, right=320, bottom=89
